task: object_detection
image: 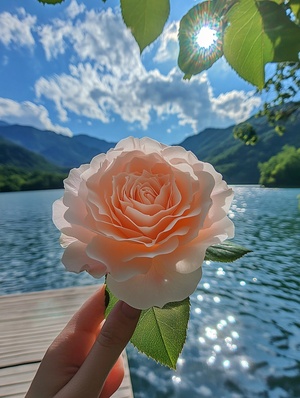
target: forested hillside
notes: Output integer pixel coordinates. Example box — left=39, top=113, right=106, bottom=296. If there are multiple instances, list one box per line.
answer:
left=180, top=109, right=300, bottom=184
left=0, top=137, right=67, bottom=192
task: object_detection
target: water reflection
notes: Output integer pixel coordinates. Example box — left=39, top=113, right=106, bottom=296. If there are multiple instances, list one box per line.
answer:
left=223, top=359, right=231, bottom=369
left=217, top=267, right=225, bottom=276
left=129, top=187, right=300, bottom=398
left=207, top=355, right=216, bottom=366
left=172, top=376, right=182, bottom=384
left=0, top=190, right=98, bottom=294
left=1, top=187, right=300, bottom=397
left=240, top=359, right=249, bottom=369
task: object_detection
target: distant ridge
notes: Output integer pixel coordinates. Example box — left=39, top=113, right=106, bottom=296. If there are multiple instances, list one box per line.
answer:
left=0, top=136, right=62, bottom=172
left=0, top=105, right=299, bottom=184
left=0, top=123, right=115, bottom=168
left=179, top=107, right=300, bottom=184
left=0, top=136, right=67, bottom=192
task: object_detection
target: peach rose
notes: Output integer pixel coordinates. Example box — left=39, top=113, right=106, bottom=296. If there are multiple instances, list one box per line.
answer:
left=53, top=137, right=234, bottom=309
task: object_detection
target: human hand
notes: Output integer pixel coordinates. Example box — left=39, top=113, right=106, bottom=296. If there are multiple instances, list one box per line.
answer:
left=25, top=285, right=141, bottom=398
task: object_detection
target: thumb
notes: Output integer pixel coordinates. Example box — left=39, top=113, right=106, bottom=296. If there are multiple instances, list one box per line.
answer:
left=57, top=300, right=141, bottom=398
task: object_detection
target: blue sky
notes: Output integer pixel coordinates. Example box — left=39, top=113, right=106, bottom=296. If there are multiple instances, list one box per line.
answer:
left=0, top=0, right=262, bottom=144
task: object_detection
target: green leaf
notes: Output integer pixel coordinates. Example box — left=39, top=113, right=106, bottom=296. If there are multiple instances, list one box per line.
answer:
left=223, top=0, right=300, bottom=89
left=121, top=0, right=170, bottom=53
left=178, top=1, right=224, bottom=78
left=37, top=0, right=64, bottom=4
left=289, top=0, right=300, bottom=21
left=205, top=241, right=251, bottom=263
left=105, top=286, right=190, bottom=369
left=223, top=0, right=274, bottom=89
left=257, top=1, right=300, bottom=62
left=131, top=298, right=190, bottom=369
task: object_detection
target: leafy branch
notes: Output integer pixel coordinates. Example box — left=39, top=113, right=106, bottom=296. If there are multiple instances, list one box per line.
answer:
left=38, top=0, right=300, bottom=136
left=115, top=0, right=300, bottom=136
left=37, top=0, right=300, bottom=90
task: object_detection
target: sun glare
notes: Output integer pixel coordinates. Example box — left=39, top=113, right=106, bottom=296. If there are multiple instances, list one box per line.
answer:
left=196, top=26, right=217, bottom=49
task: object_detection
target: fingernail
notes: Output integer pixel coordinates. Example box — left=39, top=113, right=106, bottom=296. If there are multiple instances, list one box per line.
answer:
left=120, top=301, right=141, bottom=319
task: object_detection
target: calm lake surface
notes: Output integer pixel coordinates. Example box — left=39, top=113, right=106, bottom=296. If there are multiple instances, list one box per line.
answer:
left=0, top=187, right=300, bottom=397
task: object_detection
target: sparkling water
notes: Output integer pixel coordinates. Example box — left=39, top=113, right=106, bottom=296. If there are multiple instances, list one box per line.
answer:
left=0, top=187, right=299, bottom=397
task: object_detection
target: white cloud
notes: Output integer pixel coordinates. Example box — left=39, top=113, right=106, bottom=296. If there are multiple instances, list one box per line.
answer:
left=135, top=68, right=261, bottom=132
left=35, top=62, right=151, bottom=128
left=65, top=0, right=86, bottom=19
left=154, top=21, right=179, bottom=63
left=36, top=64, right=260, bottom=134
left=35, top=8, right=261, bottom=135
left=38, top=7, right=141, bottom=74
left=0, top=8, right=36, bottom=48
left=0, top=98, right=72, bottom=136
left=38, top=18, right=73, bottom=61
left=212, top=90, right=261, bottom=124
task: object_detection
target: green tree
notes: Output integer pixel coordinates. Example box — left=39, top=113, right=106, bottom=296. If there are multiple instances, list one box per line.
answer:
left=233, top=123, right=258, bottom=145
left=0, top=165, right=66, bottom=192
left=258, top=145, right=300, bottom=187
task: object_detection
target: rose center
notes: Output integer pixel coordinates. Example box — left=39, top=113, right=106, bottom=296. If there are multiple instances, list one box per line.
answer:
left=138, top=185, right=157, bottom=204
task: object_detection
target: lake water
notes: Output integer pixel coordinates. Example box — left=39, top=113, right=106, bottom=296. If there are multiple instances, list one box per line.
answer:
left=0, top=187, right=300, bottom=397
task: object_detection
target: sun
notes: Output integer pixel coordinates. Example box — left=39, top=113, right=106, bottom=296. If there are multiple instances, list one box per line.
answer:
left=196, top=26, right=218, bottom=49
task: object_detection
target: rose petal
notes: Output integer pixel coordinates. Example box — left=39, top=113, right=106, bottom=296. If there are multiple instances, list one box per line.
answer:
left=59, top=233, right=77, bottom=248
left=106, top=263, right=203, bottom=309
left=52, top=199, right=70, bottom=230
left=62, top=239, right=106, bottom=277
left=198, top=216, right=235, bottom=245
left=63, top=164, right=89, bottom=194
left=86, top=233, right=183, bottom=281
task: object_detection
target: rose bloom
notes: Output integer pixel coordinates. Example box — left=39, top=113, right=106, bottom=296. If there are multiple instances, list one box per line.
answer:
left=53, top=137, right=234, bottom=309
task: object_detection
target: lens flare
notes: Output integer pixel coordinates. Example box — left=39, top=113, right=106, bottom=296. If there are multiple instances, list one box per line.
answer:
left=196, top=26, right=218, bottom=49
left=178, top=2, right=224, bottom=78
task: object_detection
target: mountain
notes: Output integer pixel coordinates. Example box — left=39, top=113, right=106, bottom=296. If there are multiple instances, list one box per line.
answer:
left=0, top=105, right=299, bottom=184
left=179, top=109, right=300, bottom=184
left=0, top=137, right=67, bottom=192
left=0, top=136, right=62, bottom=172
left=0, top=124, right=115, bottom=168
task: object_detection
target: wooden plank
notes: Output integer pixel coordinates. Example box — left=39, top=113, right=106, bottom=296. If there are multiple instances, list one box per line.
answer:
left=0, top=354, right=131, bottom=398
left=0, top=363, right=40, bottom=397
left=0, top=285, right=133, bottom=398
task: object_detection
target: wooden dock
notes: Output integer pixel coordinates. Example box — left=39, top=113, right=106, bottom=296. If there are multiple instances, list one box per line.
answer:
left=0, top=285, right=134, bottom=398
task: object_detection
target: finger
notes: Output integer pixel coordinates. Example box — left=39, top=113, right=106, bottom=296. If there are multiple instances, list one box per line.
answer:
left=26, top=285, right=106, bottom=398
left=99, top=356, right=124, bottom=398
left=47, top=285, right=107, bottom=368
left=56, top=300, right=141, bottom=398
